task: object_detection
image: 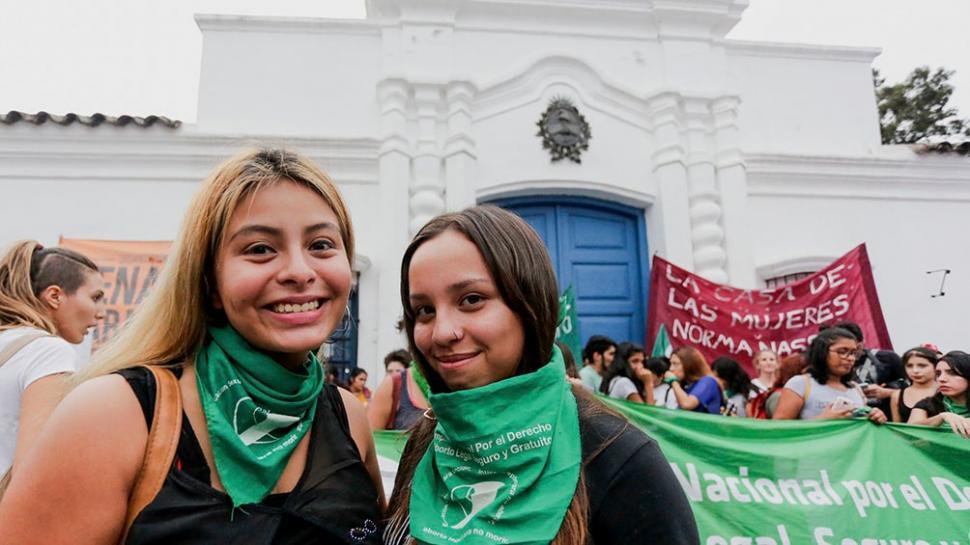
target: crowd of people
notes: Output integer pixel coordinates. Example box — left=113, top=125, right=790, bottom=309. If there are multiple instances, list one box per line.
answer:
left=571, top=321, right=969, bottom=437
left=0, top=146, right=965, bottom=544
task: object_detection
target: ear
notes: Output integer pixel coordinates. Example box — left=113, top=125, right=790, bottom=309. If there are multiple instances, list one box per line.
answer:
left=39, top=285, right=64, bottom=310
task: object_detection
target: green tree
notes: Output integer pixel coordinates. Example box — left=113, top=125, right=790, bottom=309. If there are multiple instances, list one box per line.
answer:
left=873, top=66, right=970, bottom=144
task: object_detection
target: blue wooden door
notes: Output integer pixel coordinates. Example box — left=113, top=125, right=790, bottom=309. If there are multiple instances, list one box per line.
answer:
left=494, top=198, right=648, bottom=347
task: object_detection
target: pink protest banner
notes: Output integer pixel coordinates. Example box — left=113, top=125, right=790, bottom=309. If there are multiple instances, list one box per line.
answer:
left=59, top=238, right=171, bottom=350
left=646, top=244, right=891, bottom=376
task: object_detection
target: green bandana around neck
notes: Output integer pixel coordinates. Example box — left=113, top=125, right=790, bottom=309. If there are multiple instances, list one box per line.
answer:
left=943, top=396, right=970, bottom=417
left=195, top=325, right=324, bottom=507
left=409, top=345, right=581, bottom=545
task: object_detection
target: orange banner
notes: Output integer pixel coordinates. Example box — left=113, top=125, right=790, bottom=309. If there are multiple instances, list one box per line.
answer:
left=59, top=238, right=171, bottom=350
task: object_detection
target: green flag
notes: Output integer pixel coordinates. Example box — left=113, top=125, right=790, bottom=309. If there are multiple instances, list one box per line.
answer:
left=374, top=401, right=970, bottom=544
left=556, top=284, right=582, bottom=360
left=651, top=322, right=672, bottom=357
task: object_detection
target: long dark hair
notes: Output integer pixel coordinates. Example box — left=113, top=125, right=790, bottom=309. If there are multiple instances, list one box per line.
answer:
left=389, top=205, right=617, bottom=545
left=599, top=342, right=644, bottom=396
left=807, top=327, right=857, bottom=386
left=711, top=357, right=752, bottom=398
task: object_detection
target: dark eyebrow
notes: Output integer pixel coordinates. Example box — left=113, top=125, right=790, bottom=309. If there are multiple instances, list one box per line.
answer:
left=228, top=222, right=339, bottom=243
left=408, top=278, right=491, bottom=302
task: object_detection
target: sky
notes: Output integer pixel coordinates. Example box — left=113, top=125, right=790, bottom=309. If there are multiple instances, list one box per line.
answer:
left=1, top=0, right=968, bottom=123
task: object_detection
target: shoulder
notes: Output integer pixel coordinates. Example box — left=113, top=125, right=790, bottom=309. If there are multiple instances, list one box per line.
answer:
left=784, top=374, right=806, bottom=391
left=914, top=395, right=943, bottom=416
left=4, top=330, right=78, bottom=387
left=579, top=405, right=651, bottom=464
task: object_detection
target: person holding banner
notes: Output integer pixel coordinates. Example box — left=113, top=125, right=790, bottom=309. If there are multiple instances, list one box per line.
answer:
left=908, top=350, right=970, bottom=438
left=0, top=149, right=385, bottom=544
left=890, top=347, right=938, bottom=423
left=663, top=346, right=723, bottom=414
left=773, top=327, right=888, bottom=423
left=0, top=242, right=105, bottom=493
left=384, top=205, right=698, bottom=545
left=600, top=342, right=653, bottom=403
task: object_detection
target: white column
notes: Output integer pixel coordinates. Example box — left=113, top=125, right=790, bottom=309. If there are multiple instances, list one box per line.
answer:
left=684, top=97, right=728, bottom=283
left=409, top=83, right=446, bottom=235
left=648, top=92, right=694, bottom=269
left=443, top=81, right=477, bottom=210
left=712, top=95, right=756, bottom=288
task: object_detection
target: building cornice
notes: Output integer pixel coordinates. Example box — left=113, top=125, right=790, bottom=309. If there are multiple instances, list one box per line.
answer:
left=195, top=14, right=379, bottom=36
left=726, top=40, right=881, bottom=63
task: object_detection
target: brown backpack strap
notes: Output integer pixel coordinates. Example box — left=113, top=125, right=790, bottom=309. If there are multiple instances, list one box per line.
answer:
left=120, top=366, right=182, bottom=543
left=385, top=371, right=403, bottom=430
left=0, top=331, right=55, bottom=369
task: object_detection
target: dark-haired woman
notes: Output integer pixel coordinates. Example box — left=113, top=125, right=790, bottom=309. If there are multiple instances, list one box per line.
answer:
left=711, top=357, right=751, bottom=417
left=600, top=342, right=654, bottom=403
left=890, top=347, right=938, bottom=423
left=664, top=346, right=722, bottom=414
left=384, top=205, right=698, bottom=545
left=773, top=328, right=887, bottom=423
left=0, top=241, right=105, bottom=484
left=348, top=368, right=372, bottom=407
left=908, top=351, right=970, bottom=438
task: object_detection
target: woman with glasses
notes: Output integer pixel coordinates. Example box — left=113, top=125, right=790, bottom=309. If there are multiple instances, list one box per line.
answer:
left=772, top=328, right=888, bottom=423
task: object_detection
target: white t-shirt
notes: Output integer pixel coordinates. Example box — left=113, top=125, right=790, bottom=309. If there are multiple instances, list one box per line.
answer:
left=0, top=327, right=77, bottom=473
left=653, top=383, right=680, bottom=409
left=607, top=376, right=640, bottom=400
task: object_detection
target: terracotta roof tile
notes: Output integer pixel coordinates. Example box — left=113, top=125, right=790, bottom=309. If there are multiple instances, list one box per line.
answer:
left=0, top=111, right=181, bottom=129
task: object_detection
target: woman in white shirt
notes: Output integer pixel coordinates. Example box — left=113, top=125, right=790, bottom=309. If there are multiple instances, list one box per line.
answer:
left=600, top=342, right=653, bottom=403
left=0, top=241, right=105, bottom=478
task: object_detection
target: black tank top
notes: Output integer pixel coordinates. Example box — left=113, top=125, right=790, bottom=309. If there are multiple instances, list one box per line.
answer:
left=118, top=367, right=382, bottom=545
left=896, top=385, right=915, bottom=423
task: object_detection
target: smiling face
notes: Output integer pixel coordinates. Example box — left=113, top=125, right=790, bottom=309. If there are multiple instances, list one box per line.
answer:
left=936, top=361, right=969, bottom=401
left=754, top=351, right=779, bottom=374
left=48, top=270, right=106, bottom=344
left=407, top=230, right=525, bottom=391
left=212, top=181, right=352, bottom=368
left=905, top=355, right=936, bottom=386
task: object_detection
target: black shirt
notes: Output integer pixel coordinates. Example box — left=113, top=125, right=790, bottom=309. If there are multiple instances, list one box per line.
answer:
left=118, top=366, right=382, bottom=545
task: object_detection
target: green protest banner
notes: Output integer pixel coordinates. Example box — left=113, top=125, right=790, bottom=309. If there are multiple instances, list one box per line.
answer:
left=374, top=401, right=970, bottom=545
left=555, top=284, right=582, bottom=360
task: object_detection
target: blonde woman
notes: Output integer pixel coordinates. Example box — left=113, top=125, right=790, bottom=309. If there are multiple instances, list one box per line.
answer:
left=0, top=243, right=104, bottom=483
left=0, top=150, right=384, bottom=544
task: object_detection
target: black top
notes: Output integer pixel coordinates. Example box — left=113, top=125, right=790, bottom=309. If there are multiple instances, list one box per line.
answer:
left=895, top=386, right=918, bottom=423
left=118, top=367, right=382, bottom=545
left=913, top=394, right=947, bottom=418
left=384, top=400, right=700, bottom=545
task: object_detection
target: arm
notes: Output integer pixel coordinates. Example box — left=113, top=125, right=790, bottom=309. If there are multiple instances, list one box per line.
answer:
left=11, top=373, right=71, bottom=471
left=890, top=389, right=902, bottom=423
left=771, top=388, right=804, bottom=420
left=908, top=408, right=970, bottom=438
left=366, top=375, right=395, bottom=431
left=663, top=372, right=699, bottom=410
left=339, top=388, right=387, bottom=508
left=0, top=375, right=146, bottom=545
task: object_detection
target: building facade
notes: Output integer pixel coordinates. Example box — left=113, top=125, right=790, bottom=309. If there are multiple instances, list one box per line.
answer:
left=2, top=0, right=968, bottom=378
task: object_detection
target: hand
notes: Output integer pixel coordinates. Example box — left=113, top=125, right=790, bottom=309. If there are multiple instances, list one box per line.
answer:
left=941, top=413, right=970, bottom=438
left=866, top=407, right=888, bottom=425
left=635, top=367, right=654, bottom=384
left=819, top=402, right=853, bottom=420
left=863, top=384, right=894, bottom=400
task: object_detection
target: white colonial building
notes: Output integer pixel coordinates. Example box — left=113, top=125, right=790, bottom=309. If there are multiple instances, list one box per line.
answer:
left=2, top=0, right=968, bottom=378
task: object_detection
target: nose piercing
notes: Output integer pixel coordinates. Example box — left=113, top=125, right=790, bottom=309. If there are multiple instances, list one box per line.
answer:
left=451, top=330, right=460, bottom=341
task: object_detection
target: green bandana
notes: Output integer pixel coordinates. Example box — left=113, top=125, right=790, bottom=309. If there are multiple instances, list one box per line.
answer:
left=409, top=345, right=581, bottom=545
left=195, top=325, right=324, bottom=507
left=943, top=397, right=970, bottom=417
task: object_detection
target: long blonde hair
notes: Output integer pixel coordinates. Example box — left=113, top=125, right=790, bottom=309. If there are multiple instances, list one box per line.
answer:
left=0, top=240, right=100, bottom=335
left=78, top=148, right=354, bottom=381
